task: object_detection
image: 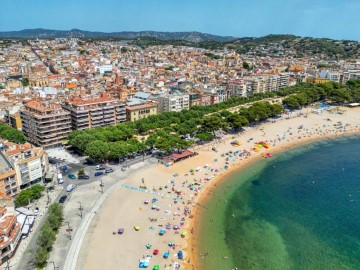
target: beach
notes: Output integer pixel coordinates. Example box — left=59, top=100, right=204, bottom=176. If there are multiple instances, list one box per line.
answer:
left=76, top=106, right=360, bottom=270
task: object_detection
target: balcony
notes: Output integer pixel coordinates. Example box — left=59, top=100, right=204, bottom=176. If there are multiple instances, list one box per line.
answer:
left=90, top=115, right=103, bottom=121
left=90, top=110, right=103, bottom=116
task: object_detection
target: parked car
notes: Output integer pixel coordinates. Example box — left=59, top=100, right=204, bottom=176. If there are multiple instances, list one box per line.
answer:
left=68, top=174, right=76, bottom=179
left=59, top=195, right=68, bottom=203
left=96, top=165, right=106, bottom=170
left=78, top=174, right=90, bottom=179
left=49, top=159, right=57, bottom=164
left=63, top=165, right=69, bottom=173
left=58, top=173, right=64, bottom=184
left=105, top=167, right=114, bottom=173
left=66, top=184, right=76, bottom=192
left=94, top=171, right=104, bottom=177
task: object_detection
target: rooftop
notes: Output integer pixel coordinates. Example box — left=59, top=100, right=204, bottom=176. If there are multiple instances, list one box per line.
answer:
left=65, top=93, right=119, bottom=106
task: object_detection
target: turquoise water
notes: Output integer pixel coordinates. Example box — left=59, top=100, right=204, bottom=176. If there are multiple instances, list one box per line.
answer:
left=198, top=136, right=360, bottom=270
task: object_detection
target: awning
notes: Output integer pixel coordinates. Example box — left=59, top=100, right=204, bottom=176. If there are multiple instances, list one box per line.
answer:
left=22, top=224, right=30, bottom=235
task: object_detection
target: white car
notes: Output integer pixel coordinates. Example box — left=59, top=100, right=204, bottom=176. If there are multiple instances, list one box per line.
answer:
left=66, top=184, right=76, bottom=192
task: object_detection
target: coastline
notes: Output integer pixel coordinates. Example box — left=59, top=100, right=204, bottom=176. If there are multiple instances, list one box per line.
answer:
left=185, top=120, right=360, bottom=270
left=76, top=106, right=360, bottom=270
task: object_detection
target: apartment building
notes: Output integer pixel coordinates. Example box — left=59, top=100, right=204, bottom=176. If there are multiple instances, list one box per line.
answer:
left=20, top=100, right=72, bottom=148
left=158, top=92, right=190, bottom=113
left=2, top=141, right=48, bottom=190
left=62, top=93, right=126, bottom=130
left=0, top=163, right=17, bottom=197
left=227, top=81, right=248, bottom=97
left=0, top=193, right=21, bottom=263
left=125, top=102, right=158, bottom=122
left=0, top=140, right=48, bottom=194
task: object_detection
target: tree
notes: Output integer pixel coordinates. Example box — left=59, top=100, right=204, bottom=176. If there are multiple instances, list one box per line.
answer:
left=196, top=133, right=214, bottom=141
left=283, top=96, right=300, bottom=110
left=37, top=223, right=56, bottom=250
left=202, top=115, right=223, bottom=135
left=243, top=61, right=250, bottom=70
left=78, top=168, right=85, bottom=175
left=21, top=77, right=29, bottom=86
left=85, top=140, right=110, bottom=160
left=34, top=246, right=49, bottom=267
left=226, top=113, right=249, bottom=131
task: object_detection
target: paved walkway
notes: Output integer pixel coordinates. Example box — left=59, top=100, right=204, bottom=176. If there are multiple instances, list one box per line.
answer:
left=12, top=185, right=63, bottom=270
left=47, top=160, right=155, bottom=270
left=46, top=148, right=82, bottom=164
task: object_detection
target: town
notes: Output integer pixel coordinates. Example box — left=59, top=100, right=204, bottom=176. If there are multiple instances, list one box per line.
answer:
left=0, top=36, right=360, bottom=269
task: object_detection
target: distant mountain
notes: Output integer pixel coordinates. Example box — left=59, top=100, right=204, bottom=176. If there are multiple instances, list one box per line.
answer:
left=0, top=28, right=238, bottom=42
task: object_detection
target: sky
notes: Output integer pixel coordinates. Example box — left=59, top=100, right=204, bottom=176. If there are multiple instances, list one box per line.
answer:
left=1, top=0, right=359, bottom=40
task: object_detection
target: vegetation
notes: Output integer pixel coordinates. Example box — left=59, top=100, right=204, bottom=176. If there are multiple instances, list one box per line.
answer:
left=15, top=184, right=45, bottom=207
left=68, top=80, right=360, bottom=160
left=282, top=80, right=360, bottom=109
left=21, top=77, right=29, bottom=86
left=0, top=122, right=26, bottom=143
left=129, top=35, right=360, bottom=59
left=204, top=52, right=221, bottom=59
left=34, top=203, right=64, bottom=268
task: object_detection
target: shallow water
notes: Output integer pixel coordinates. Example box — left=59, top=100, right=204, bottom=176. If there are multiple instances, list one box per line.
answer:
left=198, top=136, right=360, bottom=270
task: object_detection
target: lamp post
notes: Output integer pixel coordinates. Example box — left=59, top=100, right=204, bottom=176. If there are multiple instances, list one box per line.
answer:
left=65, top=222, right=72, bottom=240
left=49, top=261, right=59, bottom=270
left=4, top=260, right=10, bottom=270
left=100, top=179, right=104, bottom=194
left=46, top=188, right=50, bottom=205
left=77, top=201, right=83, bottom=218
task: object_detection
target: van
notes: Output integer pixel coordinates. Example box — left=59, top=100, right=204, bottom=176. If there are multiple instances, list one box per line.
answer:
left=57, top=173, right=64, bottom=184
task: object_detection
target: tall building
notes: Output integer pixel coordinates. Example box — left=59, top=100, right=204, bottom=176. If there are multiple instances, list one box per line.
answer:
left=0, top=193, right=22, bottom=262
left=20, top=100, right=72, bottom=148
left=62, top=93, right=126, bottom=130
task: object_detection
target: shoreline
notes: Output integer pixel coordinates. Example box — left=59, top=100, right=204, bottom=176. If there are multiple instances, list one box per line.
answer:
left=185, top=128, right=360, bottom=270
left=77, top=106, right=360, bottom=270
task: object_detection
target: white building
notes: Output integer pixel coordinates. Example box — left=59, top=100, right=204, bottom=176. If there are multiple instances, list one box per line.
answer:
left=158, top=92, right=190, bottom=113
left=95, top=64, right=113, bottom=74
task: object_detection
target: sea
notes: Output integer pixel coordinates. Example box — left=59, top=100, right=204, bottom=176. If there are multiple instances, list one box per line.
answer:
left=197, top=135, right=360, bottom=270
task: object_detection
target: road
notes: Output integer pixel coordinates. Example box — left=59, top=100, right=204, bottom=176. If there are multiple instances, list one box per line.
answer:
left=14, top=153, right=156, bottom=270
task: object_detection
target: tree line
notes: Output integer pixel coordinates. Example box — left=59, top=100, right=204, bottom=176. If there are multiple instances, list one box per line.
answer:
left=34, top=203, right=64, bottom=268
left=68, top=80, right=360, bottom=160
left=282, top=80, right=360, bottom=109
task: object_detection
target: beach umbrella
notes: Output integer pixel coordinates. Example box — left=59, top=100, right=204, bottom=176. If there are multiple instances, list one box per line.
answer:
left=181, top=232, right=186, bottom=238
left=134, top=226, right=140, bottom=231
left=163, top=251, right=169, bottom=259
left=159, top=229, right=166, bottom=235
left=153, top=249, right=159, bottom=255
left=153, top=265, right=160, bottom=270
left=144, top=200, right=149, bottom=204
left=178, top=250, right=184, bottom=259
left=152, top=198, right=157, bottom=203
left=146, top=244, right=152, bottom=249
left=189, top=169, right=194, bottom=172
left=168, top=242, right=174, bottom=246
left=173, top=225, right=179, bottom=230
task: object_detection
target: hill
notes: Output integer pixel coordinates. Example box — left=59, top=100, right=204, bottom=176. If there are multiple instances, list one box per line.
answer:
left=0, top=28, right=237, bottom=42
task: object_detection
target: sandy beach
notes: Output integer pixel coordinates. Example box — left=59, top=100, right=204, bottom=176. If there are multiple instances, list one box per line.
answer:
left=76, top=106, right=360, bottom=270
